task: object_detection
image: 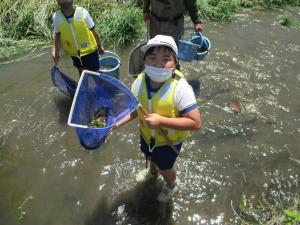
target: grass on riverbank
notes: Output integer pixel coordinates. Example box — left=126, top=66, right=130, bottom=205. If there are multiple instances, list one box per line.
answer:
left=0, top=0, right=299, bottom=62
left=278, top=14, right=300, bottom=28
left=0, top=0, right=143, bottom=62
left=197, top=0, right=300, bottom=21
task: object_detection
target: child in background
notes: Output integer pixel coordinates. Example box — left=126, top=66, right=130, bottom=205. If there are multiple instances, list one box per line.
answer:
left=116, top=35, right=201, bottom=202
left=51, top=0, right=104, bottom=74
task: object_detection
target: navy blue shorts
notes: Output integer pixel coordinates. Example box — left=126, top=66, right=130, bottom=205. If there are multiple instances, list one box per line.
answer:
left=71, top=49, right=100, bottom=71
left=140, top=136, right=182, bottom=170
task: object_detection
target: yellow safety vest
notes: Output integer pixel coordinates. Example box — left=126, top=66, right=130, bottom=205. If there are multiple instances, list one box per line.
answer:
left=132, top=69, right=189, bottom=146
left=56, top=7, right=97, bottom=57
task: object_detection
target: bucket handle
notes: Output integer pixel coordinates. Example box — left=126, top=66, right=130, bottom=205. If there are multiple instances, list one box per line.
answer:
left=100, top=50, right=121, bottom=62
left=192, top=31, right=203, bottom=39
left=180, top=28, right=203, bottom=40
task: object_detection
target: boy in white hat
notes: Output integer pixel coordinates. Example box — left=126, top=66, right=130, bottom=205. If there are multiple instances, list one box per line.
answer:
left=117, top=35, right=201, bottom=202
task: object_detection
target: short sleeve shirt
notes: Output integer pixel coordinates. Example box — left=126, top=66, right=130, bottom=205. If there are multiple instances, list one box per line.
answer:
left=131, top=75, right=198, bottom=114
left=52, top=7, right=95, bottom=34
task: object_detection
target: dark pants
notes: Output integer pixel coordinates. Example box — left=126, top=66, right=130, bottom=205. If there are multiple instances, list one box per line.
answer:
left=71, top=50, right=100, bottom=73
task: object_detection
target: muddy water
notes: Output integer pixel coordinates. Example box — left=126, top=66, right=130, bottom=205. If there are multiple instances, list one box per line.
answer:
left=1, top=9, right=300, bottom=225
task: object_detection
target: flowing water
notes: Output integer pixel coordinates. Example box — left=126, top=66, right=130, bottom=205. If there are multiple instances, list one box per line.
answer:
left=0, top=9, right=300, bottom=225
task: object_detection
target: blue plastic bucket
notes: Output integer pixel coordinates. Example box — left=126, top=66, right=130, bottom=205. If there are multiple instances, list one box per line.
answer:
left=99, top=51, right=121, bottom=79
left=177, top=40, right=198, bottom=62
left=189, top=32, right=203, bottom=47
left=191, top=36, right=211, bottom=61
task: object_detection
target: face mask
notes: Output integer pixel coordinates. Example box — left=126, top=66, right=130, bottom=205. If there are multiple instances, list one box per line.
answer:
left=144, top=65, right=173, bottom=83
left=58, top=0, right=74, bottom=10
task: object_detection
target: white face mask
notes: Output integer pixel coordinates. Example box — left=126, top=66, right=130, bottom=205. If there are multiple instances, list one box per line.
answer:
left=144, top=65, right=173, bottom=83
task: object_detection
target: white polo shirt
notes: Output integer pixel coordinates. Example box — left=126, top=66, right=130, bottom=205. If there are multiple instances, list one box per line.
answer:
left=52, top=7, right=95, bottom=34
left=132, top=76, right=198, bottom=114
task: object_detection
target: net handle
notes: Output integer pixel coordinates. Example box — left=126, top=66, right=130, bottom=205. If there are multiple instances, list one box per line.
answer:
left=137, top=105, right=179, bottom=155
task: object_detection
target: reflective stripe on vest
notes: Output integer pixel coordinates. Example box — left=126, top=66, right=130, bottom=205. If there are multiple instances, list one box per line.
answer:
left=56, top=7, right=97, bottom=57
left=132, top=69, right=189, bottom=146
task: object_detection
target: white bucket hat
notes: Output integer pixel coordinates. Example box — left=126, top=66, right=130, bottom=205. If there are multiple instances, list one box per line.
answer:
left=141, top=35, right=178, bottom=57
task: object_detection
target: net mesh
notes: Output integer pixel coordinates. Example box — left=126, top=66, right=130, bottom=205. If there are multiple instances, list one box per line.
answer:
left=51, top=66, right=77, bottom=98
left=68, top=71, right=138, bottom=150
left=128, top=42, right=146, bottom=77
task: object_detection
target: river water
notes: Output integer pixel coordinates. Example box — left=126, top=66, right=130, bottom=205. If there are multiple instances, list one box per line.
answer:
left=0, top=9, right=300, bottom=225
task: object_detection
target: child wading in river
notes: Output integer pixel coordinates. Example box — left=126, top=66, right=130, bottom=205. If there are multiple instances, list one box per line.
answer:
left=116, top=35, right=201, bottom=202
left=52, top=0, right=104, bottom=74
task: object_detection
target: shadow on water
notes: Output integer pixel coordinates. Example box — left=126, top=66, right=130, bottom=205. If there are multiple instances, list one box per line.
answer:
left=187, top=79, right=201, bottom=97
left=85, top=178, right=175, bottom=225
left=53, top=96, right=73, bottom=124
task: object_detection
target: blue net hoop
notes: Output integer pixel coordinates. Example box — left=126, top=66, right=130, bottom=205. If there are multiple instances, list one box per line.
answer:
left=68, top=70, right=138, bottom=150
left=128, top=42, right=147, bottom=77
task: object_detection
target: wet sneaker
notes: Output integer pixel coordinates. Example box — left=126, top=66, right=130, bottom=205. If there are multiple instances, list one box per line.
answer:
left=157, top=183, right=177, bottom=202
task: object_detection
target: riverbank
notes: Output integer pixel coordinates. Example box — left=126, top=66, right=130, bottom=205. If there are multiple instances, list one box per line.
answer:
left=0, top=0, right=143, bottom=63
left=0, top=0, right=299, bottom=63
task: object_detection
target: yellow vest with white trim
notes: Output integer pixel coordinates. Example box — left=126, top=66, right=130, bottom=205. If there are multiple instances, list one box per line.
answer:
left=56, top=7, right=97, bottom=57
left=132, top=69, right=189, bottom=146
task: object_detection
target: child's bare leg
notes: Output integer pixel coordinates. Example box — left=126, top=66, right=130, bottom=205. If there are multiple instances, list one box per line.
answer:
left=149, top=158, right=158, bottom=175
left=159, top=168, right=176, bottom=186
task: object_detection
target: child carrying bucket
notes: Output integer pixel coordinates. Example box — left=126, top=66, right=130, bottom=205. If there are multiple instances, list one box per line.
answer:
left=116, top=35, right=201, bottom=202
left=51, top=0, right=104, bottom=74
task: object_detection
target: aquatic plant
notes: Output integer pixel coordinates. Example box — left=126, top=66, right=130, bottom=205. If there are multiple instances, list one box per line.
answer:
left=17, top=195, right=34, bottom=220
left=278, top=15, right=300, bottom=28
left=234, top=190, right=300, bottom=225
left=0, top=38, right=49, bottom=64
left=284, top=210, right=300, bottom=225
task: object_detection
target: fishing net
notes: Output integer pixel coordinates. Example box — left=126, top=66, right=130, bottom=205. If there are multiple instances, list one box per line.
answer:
left=51, top=66, right=77, bottom=98
left=68, top=70, right=138, bottom=150
left=128, top=42, right=146, bottom=77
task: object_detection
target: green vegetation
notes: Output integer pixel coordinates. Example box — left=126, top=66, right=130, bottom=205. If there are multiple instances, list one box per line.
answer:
left=0, top=0, right=143, bottom=62
left=278, top=14, right=300, bottom=27
left=197, top=0, right=300, bottom=21
left=0, top=0, right=299, bottom=62
left=235, top=192, right=300, bottom=225
left=97, top=3, right=143, bottom=47
left=17, top=195, right=34, bottom=220
left=284, top=210, right=300, bottom=225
